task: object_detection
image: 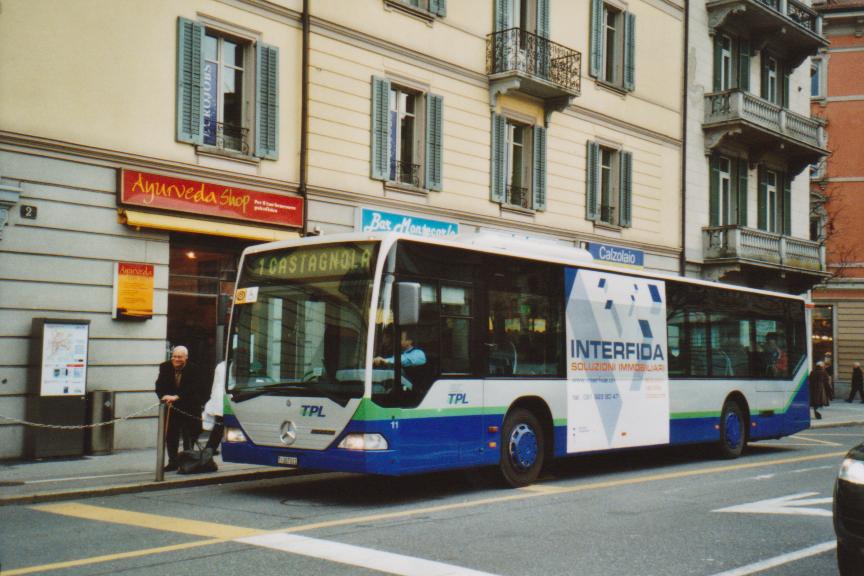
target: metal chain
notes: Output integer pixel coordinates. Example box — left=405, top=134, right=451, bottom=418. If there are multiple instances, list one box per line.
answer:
left=0, top=401, right=164, bottom=430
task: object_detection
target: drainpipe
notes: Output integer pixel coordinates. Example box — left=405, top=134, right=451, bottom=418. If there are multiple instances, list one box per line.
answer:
left=679, top=0, right=689, bottom=277
left=300, top=0, right=311, bottom=236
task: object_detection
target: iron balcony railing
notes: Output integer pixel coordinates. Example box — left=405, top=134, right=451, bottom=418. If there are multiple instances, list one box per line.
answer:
left=204, top=122, right=250, bottom=155
left=391, top=161, right=422, bottom=188
left=703, top=225, right=825, bottom=272
left=506, top=185, right=530, bottom=209
left=486, top=28, right=581, bottom=95
left=704, top=89, right=824, bottom=149
left=600, top=205, right=616, bottom=225
left=756, top=0, right=820, bottom=33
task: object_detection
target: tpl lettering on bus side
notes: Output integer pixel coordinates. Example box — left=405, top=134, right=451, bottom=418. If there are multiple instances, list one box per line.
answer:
left=301, top=405, right=327, bottom=417
left=448, top=393, right=469, bottom=405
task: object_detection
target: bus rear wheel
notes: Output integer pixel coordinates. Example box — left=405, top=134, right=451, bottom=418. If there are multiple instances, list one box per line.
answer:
left=718, top=400, right=747, bottom=459
left=500, top=408, right=545, bottom=487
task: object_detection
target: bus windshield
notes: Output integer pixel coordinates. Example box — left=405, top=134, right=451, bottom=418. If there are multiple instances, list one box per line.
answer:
left=227, top=241, right=378, bottom=403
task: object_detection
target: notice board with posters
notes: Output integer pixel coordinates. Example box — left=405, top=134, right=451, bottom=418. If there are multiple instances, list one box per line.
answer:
left=112, top=262, right=154, bottom=320
left=26, top=318, right=90, bottom=457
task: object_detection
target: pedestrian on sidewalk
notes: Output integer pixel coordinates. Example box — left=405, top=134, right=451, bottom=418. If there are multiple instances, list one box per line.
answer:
left=810, top=362, right=829, bottom=420
left=824, top=352, right=835, bottom=402
left=155, top=346, right=207, bottom=471
left=848, top=362, right=864, bottom=403
left=202, top=359, right=226, bottom=459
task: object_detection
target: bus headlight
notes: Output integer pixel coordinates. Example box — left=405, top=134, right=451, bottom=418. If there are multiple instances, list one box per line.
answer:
left=225, top=427, right=247, bottom=443
left=839, top=458, right=864, bottom=485
left=337, top=433, right=388, bottom=451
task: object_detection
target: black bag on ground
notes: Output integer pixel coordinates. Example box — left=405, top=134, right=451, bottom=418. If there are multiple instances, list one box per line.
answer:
left=177, top=448, right=218, bottom=474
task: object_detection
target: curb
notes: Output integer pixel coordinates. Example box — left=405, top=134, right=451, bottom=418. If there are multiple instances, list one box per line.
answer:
left=0, top=467, right=299, bottom=507
left=809, top=419, right=864, bottom=430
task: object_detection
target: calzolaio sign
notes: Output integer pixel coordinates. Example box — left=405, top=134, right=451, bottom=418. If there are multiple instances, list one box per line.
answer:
left=120, top=169, right=303, bottom=228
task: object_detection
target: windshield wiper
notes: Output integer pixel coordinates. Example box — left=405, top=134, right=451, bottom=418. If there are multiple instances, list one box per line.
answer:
left=229, top=382, right=312, bottom=403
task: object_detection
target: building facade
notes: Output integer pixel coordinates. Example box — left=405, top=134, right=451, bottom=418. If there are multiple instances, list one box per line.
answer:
left=0, top=0, right=684, bottom=458
left=684, top=0, right=829, bottom=293
left=810, top=0, right=864, bottom=396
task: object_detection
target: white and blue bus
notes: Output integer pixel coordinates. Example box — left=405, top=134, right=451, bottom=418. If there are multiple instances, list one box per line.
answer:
left=222, top=232, right=810, bottom=486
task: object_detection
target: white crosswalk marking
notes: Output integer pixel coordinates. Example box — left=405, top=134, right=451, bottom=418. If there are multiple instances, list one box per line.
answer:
left=237, top=532, right=502, bottom=576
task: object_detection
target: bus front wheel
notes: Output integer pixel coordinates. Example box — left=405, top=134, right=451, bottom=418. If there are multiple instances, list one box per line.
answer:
left=718, top=400, right=747, bottom=459
left=500, top=408, right=545, bottom=487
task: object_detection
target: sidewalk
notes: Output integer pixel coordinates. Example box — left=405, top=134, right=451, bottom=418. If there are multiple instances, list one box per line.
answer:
left=2, top=402, right=863, bottom=506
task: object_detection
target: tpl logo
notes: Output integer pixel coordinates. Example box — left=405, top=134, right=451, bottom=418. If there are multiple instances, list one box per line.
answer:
left=448, top=393, right=469, bottom=405
left=301, top=405, right=327, bottom=417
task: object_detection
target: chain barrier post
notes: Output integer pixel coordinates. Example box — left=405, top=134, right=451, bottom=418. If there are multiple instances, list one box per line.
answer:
left=155, top=402, right=167, bottom=482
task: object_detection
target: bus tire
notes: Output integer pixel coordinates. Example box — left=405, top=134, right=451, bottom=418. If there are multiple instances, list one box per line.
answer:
left=718, top=399, right=747, bottom=459
left=837, top=540, right=861, bottom=576
left=500, top=408, right=545, bottom=487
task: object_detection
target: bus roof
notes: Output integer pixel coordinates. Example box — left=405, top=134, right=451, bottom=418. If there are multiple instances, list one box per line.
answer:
left=239, top=231, right=807, bottom=303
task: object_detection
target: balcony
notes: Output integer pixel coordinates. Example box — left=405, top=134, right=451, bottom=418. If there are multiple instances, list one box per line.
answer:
left=703, top=89, right=827, bottom=175
left=486, top=28, right=581, bottom=115
left=391, top=161, right=422, bottom=188
left=202, top=122, right=250, bottom=156
left=703, top=226, right=828, bottom=286
left=707, top=0, right=828, bottom=67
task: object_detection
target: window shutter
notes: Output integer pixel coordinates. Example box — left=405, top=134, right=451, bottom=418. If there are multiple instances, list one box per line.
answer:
left=589, top=0, right=603, bottom=78
left=620, top=151, right=633, bottom=227
left=782, top=173, right=792, bottom=235
left=425, top=93, right=444, bottom=191
left=490, top=114, right=506, bottom=202
left=536, top=0, right=550, bottom=77
left=176, top=17, right=204, bottom=145
left=736, top=158, right=748, bottom=226
left=760, top=56, right=769, bottom=100
left=757, top=165, right=767, bottom=230
left=737, top=38, right=750, bottom=91
left=495, top=0, right=510, bottom=32
left=709, top=155, right=720, bottom=227
left=623, top=12, right=636, bottom=92
left=586, top=141, right=600, bottom=221
left=370, top=76, right=391, bottom=181
left=782, top=64, right=791, bottom=108
left=255, top=43, right=279, bottom=160
left=429, top=0, right=446, bottom=17
left=533, top=125, right=547, bottom=211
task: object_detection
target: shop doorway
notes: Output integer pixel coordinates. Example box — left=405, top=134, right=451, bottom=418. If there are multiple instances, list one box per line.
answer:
left=167, top=233, right=249, bottom=380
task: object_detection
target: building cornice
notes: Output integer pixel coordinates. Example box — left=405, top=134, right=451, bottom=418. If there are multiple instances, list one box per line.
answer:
left=0, top=131, right=300, bottom=195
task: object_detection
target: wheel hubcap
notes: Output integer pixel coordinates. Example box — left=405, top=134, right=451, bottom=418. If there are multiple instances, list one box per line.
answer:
left=509, top=423, right=538, bottom=471
left=724, top=411, right=742, bottom=450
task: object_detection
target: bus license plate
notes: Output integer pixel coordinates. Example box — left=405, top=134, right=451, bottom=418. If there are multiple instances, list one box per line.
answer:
left=277, top=456, right=298, bottom=466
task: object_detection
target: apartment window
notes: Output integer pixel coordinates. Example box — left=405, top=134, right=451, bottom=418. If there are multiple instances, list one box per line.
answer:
left=811, top=58, right=824, bottom=98
left=371, top=76, right=443, bottom=191
left=761, top=54, right=790, bottom=107
left=586, top=141, right=632, bottom=227
left=387, top=0, right=447, bottom=17
left=491, top=113, right=546, bottom=211
left=176, top=18, right=278, bottom=159
left=203, top=32, right=246, bottom=153
left=389, top=87, right=422, bottom=187
left=719, top=35, right=733, bottom=90
left=589, top=0, right=635, bottom=91
left=758, top=167, right=791, bottom=235
left=709, top=155, right=748, bottom=227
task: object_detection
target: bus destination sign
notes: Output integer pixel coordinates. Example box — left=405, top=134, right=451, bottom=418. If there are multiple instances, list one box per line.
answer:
left=248, top=244, right=375, bottom=280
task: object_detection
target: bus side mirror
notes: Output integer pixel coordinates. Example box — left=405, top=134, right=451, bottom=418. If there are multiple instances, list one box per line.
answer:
left=397, top=282, right=421, bottom=326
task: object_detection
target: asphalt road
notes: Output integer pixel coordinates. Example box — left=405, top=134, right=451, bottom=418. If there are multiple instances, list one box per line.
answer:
left=2, top=425, right=861, bottom=576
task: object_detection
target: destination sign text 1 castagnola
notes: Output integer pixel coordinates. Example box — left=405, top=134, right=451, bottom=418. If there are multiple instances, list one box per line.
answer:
left=247, top=244, right=375, bottom=281
left=120, top=169, right=303, bottom=227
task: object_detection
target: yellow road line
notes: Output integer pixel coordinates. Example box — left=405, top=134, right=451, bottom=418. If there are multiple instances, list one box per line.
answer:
left=34, top=503, right=262, bottom=539
left=2, top=539, right=224, bottom=576
left=790, top=435, right=843, bottom=446
left=17, top=450, right=848, bottom=576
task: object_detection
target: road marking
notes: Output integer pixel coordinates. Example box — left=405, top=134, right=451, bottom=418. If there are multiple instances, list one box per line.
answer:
left=792, top=435, right=842, bottom=446
left=238, top=533, right=500, bottom=576
left=1, top=540, right=223, bottom=576
left=714, top=492, right=833, bottom=518
left=19, top=450, right=848, bottom=576
left=26, top=472, right=148, bottom=484
left=706, top=541, right=836, bottom=576
left=34, top=503, right=262, bottom=538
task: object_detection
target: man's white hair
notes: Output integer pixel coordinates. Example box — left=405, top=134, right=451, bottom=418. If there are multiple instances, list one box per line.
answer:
left=172, top=346, right=189, bottom=356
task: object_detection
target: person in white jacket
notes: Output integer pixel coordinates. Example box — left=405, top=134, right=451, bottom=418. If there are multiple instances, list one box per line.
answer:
left=202, top=360, right=226, bottom=455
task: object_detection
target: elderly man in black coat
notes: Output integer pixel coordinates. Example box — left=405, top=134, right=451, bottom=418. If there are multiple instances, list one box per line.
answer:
left=155, top=346, right=207, bottom=471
